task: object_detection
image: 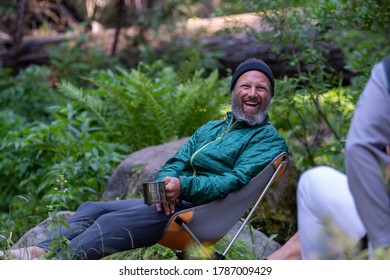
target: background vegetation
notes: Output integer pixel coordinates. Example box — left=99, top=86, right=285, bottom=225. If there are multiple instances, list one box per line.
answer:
left=0, top=0, right=389, bottom=259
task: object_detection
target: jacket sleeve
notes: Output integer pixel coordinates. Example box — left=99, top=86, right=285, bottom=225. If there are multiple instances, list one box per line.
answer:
left=345, top=61, right=390, bottom=248
left=179, top=127, right=288, bottom=205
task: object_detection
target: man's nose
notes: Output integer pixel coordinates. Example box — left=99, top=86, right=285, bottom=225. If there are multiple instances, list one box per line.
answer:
left=248, top=86, right=256, bottom=96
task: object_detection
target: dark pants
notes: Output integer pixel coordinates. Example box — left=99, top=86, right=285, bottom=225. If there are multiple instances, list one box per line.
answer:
left=37, top=199, right=195, bottom=259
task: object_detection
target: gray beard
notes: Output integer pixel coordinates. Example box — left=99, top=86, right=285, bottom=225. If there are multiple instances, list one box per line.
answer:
left=231, top=96, right=270, bottom=126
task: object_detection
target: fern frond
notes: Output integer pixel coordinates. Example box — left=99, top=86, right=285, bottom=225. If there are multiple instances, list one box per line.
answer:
left=57, top=81, right=111, bottom=129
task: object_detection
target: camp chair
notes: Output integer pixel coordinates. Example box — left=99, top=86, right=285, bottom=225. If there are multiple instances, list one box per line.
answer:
left=158, top=151, right=289, bottom=259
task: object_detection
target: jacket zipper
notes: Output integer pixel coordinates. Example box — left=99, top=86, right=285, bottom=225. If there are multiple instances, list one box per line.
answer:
left=189, top=117, right=238, bottom=176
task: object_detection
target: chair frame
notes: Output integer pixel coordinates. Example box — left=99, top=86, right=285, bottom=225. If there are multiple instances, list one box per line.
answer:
left=158, top=152, right=289, bottom=259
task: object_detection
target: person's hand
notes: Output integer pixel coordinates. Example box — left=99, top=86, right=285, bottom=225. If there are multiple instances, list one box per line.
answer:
left=155, top=177, right=181, bottom=216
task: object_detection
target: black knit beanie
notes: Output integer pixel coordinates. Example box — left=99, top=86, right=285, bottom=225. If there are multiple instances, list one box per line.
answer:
left=230, top=58, right=275, bottom=96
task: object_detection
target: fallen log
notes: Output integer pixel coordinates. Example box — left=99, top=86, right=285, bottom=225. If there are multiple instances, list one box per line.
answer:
left=0, top=12, right=353, bottom=82
left=1, top=32, right=81, bottom=70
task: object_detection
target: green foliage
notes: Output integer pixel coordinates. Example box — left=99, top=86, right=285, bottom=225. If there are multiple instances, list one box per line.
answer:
left=103, top=231, right=262, bottom=260
left=43, top=175, right=72, bottom=260
left=0, top=45, right=124, bottom=244
left=270, top=77, right=355, bottom=171
left=58, top=60, right=229, bottom=151
left=0, top=103, right=128, bottom=244
left=0, top=66, right=61, bottom=122
left=0, top=36, right=117, bottom=124
left=139, top=36, right=224, bottom=79
left=0, top=0, right=15, bottom=18
left=104, top=244, right=178, bottom=260
left=310, top=0, right=390, bottom=32
left=46, top=35, right=119, bottom=86
left=242, top=0, right=390, bottom=172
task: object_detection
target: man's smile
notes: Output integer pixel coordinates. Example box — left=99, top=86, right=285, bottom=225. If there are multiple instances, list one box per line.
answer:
left=242, top=99, right=261, bottom=112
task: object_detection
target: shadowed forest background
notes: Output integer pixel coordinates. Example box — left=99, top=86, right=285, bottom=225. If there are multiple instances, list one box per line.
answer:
left=0, top=0, right=389, bottom=259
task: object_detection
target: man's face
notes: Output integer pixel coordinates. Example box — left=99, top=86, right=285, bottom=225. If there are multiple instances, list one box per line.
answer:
left=231, top=70, right=272, bottom=126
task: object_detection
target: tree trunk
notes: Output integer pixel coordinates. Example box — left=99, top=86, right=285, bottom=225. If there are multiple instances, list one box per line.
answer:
left=111, top=0, right=125, bottom=56
left=11, top=0, right=27, bottom=73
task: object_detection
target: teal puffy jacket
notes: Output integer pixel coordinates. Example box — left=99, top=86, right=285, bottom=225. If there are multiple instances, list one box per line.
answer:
left=154, top=112, right=288, bottom=205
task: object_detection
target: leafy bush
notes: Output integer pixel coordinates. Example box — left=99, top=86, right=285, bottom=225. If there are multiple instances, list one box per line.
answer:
left=0, top=103, right=129, bottom=244
left=246, top=0, right=390, bottom=172
left=58, top=60, right=230, bottom=151
left=0, top=66, right=61, bottom=122
left=0, top=38, right=124, bottom=245
left=46, top=35, right=118, bottom=86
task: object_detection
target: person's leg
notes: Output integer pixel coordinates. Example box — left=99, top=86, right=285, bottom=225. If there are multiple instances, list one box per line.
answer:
left=3, top=199, right=194, bottom=260
left=297, top=166, right=366, bottom=259
left=51, top=200, right=195, bottom=259
left=38, top=199, right=146, bottom=251
left=1, top=199, right=144, bottom=260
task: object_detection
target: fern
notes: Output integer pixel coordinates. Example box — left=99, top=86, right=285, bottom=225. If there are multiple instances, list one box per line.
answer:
left=57, top=81, right=110, bottom=129
left=56, top=61, right=230, bottom=151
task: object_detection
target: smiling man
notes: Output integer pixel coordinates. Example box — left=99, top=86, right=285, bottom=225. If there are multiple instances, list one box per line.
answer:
left=230, top=58, right=274, bottom=126
left=1, top=58, right=287, bottom=260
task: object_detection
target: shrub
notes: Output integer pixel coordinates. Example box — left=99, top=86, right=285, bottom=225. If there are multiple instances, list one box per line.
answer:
left=57, top=60, right=230, bottom=151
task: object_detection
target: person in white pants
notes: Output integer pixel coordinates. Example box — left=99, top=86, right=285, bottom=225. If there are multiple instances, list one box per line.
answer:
left=297, top=166, right=366, bottom=259
left=268, top=56, right=390, bottom=260
left=298, top=56, right=390, bottom=260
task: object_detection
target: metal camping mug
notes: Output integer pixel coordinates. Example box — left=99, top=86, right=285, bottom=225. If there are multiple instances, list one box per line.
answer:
left=142, top=181, right=167, bottom=205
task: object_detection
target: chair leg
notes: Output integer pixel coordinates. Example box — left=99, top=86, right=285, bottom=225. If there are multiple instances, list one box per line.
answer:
left=212, top=251, right=226, bottom=260
left=171, top=249, right=203, bottom=260
left=174, top=216, right=212, bottom=258
left=173, top=250, right=186, bottom=260
left=172, top=217, right=228, bottom=260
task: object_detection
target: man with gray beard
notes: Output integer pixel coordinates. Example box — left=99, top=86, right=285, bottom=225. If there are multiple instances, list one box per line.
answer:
left=230, top=58, right=273, bottom=126
left=1, top=58, right=287, bottom=260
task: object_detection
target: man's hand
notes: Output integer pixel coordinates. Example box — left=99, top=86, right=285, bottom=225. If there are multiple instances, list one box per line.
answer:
left=155, top=177, right=181, bottom=216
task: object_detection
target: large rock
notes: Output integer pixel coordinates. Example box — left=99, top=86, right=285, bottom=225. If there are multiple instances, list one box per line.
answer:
left=101, top=137, right=189, bottom=201
left=13, top=211, right=74, bottom=248
left=225, top=221, right=281, bottom=259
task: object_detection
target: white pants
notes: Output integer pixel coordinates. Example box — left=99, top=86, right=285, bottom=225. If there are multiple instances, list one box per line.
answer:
left=297, top=166, right=366, bottom=259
